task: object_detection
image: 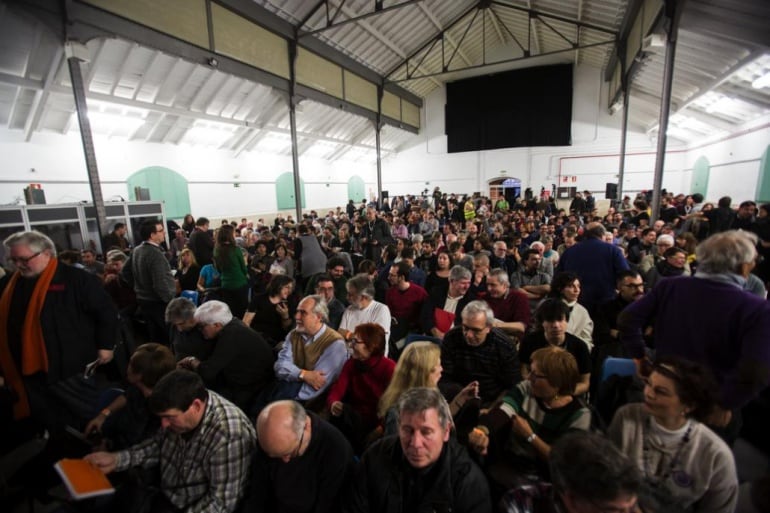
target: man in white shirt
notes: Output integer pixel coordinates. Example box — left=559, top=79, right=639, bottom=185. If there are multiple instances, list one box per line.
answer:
left=339, top=273, right=392, bottom=356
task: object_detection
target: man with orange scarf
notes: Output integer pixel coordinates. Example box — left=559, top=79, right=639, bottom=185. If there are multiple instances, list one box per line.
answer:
left=0, top=231, right=117, bottom=434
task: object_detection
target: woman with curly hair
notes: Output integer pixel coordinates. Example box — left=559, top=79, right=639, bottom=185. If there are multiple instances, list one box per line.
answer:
left=608, top=356, right=738, bottom=513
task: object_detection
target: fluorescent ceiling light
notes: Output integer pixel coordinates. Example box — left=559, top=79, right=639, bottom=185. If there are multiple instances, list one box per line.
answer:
left=705, top=96, right=738, bottom=115
left=185, top=125, right=235, bottom=146
left=752, top=71, right=770, bottom=89
left=256, top=135, right=291, bottom=153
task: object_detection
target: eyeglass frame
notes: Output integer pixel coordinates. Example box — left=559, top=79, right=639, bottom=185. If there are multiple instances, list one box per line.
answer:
left=9, top=251, right=42, bottom=265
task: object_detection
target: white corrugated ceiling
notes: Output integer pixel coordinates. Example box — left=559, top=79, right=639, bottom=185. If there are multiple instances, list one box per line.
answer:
left=0, top=0, right=768, bottom=157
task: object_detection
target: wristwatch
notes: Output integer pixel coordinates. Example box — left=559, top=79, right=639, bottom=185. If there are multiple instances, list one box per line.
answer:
left=526, top=433, right=537, bottom=444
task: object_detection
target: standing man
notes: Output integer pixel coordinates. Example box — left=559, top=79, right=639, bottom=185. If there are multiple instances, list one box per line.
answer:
left=85, top=370, right=256, bottom=513
left=188, top=217, right=214, bottom=267
left=102, top=222, right=130, bottom=253
left=360, top=207, right=393, bottom=262
left=344, top=387, right=491, bottom=513
left=0, top=231, right=116, bottom=431
left=619, top=230, right=770, bottom=439
left=556, top=222, right=629, bottom=314
left=122, top=219, right=176, bottom=344
left=80, top=248, right=105, bottom=277
left=273, top=295, right=347, bottom=405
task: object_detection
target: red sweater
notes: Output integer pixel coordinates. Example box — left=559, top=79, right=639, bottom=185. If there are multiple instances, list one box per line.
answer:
left=326, top=356, right=396, bottom=428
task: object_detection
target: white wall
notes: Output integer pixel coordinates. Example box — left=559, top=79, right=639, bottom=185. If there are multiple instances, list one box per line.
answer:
left=683, top=118, right=770, bottom=203
left=0, top=128, right=378, bottom=220
left=384, top=64, right=769, bottom=203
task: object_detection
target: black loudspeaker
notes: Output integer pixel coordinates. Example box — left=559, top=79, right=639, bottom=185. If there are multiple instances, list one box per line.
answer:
left=382, top=190, right=389, bottom=200
left=605, top=183, right=618, bottom=200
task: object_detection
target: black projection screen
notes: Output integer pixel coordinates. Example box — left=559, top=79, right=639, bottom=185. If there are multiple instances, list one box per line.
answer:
left=445, top=64, right=573, bottom=152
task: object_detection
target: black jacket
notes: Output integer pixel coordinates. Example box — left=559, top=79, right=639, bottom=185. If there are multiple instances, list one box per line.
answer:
left=0, top=262, right=118, bottom=384
left=188, top=228, right=214, bottom=266
left=344, top=435, right=492, bottom=513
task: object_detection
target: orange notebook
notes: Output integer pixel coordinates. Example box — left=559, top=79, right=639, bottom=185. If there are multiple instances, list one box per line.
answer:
left=54, top=458, right=115, bottom=499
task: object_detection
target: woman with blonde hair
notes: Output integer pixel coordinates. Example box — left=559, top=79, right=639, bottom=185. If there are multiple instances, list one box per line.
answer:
left=378, top=341, right=477, bottom=435
left=176, top=247, right=200, bottom=294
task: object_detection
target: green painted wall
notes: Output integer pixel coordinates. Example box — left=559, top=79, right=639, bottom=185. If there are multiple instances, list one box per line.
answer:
left=276, top=172, right=305, bottom=210
left=757, top=145, right=770, bottom=202
left=347, top=175, right=365, bottom=202
left=126, top=166, right=191, bottom=220
left=690, top=156, right=710, bottom=197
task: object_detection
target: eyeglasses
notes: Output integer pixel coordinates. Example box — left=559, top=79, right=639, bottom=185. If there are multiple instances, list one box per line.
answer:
left=9, top=252, right=42, bottom=265
left=621, top=283, right=644, bottom=289
left=461, top=324, right=486, bottom=334
left=529, top=372, right=549, bottom=381
left=348, top=337, right=365, bottom=346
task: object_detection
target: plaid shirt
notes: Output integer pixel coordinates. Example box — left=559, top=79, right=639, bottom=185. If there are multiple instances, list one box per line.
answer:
left=115, top=391, right=256, bottom=513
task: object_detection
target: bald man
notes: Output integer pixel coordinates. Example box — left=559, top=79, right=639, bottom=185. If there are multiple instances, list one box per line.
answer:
left=245, top=400, right=353, bottom=513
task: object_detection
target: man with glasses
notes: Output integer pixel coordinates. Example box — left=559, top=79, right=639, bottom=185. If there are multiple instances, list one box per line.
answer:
left=439, top=301, right=520, bottom=408
left=246, top=400, right=353, bottom=513
left=86, top=370, right=256, bottom=513
left=0, top=230, right=117, bottom=434
left=339, top=273, right=391, bottom=355
left=314, top=273, right=344, bottom=330
left=121, top=219, right=176, bottom=344
left=272, top=295, right=346, bottom=407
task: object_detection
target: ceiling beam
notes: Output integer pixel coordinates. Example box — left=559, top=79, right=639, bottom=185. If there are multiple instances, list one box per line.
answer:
left=233, top=84, right=267, bottom=120
left=23, top=46, right=64, bottom=141
left=384, top=2, right=479, bottom=78
left=677, top=108, right=737, bottom=132
left=218, top=77, right=247, bottom=117
left=491, top=0, right=618, bottom=35
left=187, top=68, right=219, bottom=111
left=132, top=49, right=160, bottom=101
left=162, top=117, right=184, bottom=144
left=298, top=0, right=424, bottom=38
left=574, top=0, right=583, bottom=65
left=44, top=85, right=386, bottom=151
left=151, top=56, right=182, bottom=103
left=232, top=127, right=262, bottom=157
left=416, top=3, right=473, bottom=67
left=389, top=39, right=613, bottom=84
left=109, top=42, right=136, bottom=96
left=0, top=72, right=40, bottom=89
left=717, top=83, right=770, bottom=110
left=486, top=6, right=506, bottom=45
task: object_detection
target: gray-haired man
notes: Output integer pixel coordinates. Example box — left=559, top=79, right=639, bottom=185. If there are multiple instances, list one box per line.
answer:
left=345, top=387, right=491, bottom=513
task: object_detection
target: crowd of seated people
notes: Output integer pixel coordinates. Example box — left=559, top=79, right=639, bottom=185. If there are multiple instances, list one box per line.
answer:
left=2, top=189, right=770, bottom=513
